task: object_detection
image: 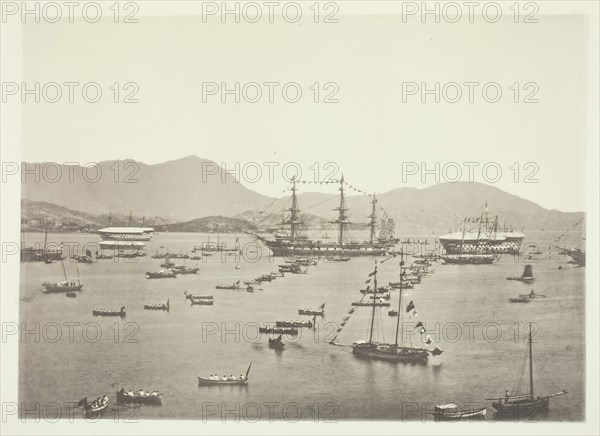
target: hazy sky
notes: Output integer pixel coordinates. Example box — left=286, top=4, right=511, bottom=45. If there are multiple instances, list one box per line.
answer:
left=20, top=10, right=588, bottom=211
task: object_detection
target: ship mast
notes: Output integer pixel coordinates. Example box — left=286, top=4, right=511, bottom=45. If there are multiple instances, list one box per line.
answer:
left=529, top=322, right=534, bottom=398
left=368, top=194, right=377, bottom=244
left=368, top=265, right=378, bottom=344
left=394, top=251, right=405, bottom=347
left=285, top=176, right=301, bottom=241
left=332, top=175, right=350, bottom=246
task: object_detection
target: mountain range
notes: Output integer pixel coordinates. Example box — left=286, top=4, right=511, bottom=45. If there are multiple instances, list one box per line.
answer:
left=21, top=156, right=584, bottom=231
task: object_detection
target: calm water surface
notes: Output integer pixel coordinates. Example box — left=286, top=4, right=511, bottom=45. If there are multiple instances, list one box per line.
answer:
left=19, top=231, right=585, bottom=421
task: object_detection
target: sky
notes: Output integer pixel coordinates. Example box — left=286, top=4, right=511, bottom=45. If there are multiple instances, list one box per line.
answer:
left=18, top=7, right=589, bottom=211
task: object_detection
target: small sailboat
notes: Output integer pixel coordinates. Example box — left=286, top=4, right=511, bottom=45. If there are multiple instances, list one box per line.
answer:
left=509, top=289, right=546, bottom=303
left=507, top=265, right=534, bottom=282
left=486, top=323, right=566, bottom=418
left=144, top=299, right=170, bottom=311
left=298, top=303, right=325, bottom=316
left=235, top=264, right=241, bottom=270
left=42, top=260, right=83, bottom=293
left=268, top=334, right=285, bottom=350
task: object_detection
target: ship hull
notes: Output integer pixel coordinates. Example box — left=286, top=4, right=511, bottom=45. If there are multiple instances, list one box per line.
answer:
left=264, top=242, right=394, bottom=258
left=492, top=397, right=549, bottom=419
left=352, top=343, right=429, bottom=363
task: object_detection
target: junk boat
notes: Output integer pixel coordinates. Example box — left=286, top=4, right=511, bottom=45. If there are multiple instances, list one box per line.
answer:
left=93, top=306, right=126, bottom=317
left=509, top=290, right=546, bottom=303
left=487, top=323, right=566, bottom=419
left=352, top=299, right=390, bottom=307
left=507, top=265, right=535, bottom=282
left=172, top=265, right=200, bottom=275
left=41, top=260, right=83, bottom=293
left=198, top=363, right=252, bottom=386
left=146, top=270, right=177, bottom=279
left=144, top=299, right=169, bottom=311
left=269, top=334, right=285, bottom=350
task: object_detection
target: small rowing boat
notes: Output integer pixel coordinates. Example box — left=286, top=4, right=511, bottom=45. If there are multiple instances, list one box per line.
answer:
left=216, top=280, right=241, bottom=290
left=184, top=290, right=213, bottom=300
left=93, top=306, right=126, bottom=317
left=190, top=298, right=214, bottom=305
left=198, top=362, right=252, bottom=386
left=298, top=303, right=325, bottom=316
left=432, top=404, right=487, bottom=421
left=352, top=300, right=390, bottom=307
left=116, top=388, right=162, bottom=405
left=258, top=326, right=298, bottom=335
left=144, top=300, right=169, bottom=311
left=275, top=320, right=312, bottom=328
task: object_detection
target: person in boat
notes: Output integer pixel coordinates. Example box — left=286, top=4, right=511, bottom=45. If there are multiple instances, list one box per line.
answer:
left=529, top=289, right=535, bottom=298
left=119, top=388, right=125, bottom=395
left=128, top=389, right=133, bottom=396
left=222, top=375, right=227, bottom=381
left=229, top=374, right=235, bottom=381
left=151, top=391, right=158, bottom=396
left=139, top=389, right=145, bottom=396
left=239, top=374, right=244, bottom=380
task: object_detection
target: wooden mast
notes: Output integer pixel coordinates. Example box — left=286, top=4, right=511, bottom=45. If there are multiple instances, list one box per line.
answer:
left=61, top=259, right=68, bottom=282
left=368, top=265, right=378, bottom=344
left=394, top=252, right=404, bottom=347
left=368, top=194, right=377, bottom=244
left=286, top=176, right=300, bottom=242
left=331, top=175, right=350, bottom=247
left=529, top=322, right=534, bottom=398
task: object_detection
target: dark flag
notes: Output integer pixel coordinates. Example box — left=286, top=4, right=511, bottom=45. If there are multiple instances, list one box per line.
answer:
left=406, top=300, right=415, bottom=313
left=368, top=270, right=376, bottom=277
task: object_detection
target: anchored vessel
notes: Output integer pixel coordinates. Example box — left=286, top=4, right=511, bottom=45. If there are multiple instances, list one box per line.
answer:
left=487, top=323, right=566, bottom=418
left=507, top=265, right=535, bottom=282
left=41, top=260, right=83, bottom=293
left=261, top=176, right=395, bottom=257
left=352, top=258, right=443, bottom=363
left=438, top=203, right=524, bottom=255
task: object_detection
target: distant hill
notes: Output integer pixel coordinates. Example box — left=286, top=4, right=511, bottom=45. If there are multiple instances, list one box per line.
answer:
left=21, top=156, right=273, bottom=221
left=154, top=216, right=258, bottom=233
left=21, top=199, right=177, bottom=230
left=21, top=156, right=584, bottom=231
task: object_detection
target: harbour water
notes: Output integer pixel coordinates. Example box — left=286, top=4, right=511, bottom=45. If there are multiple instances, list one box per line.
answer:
left=19, top=231, right=584, bottom=421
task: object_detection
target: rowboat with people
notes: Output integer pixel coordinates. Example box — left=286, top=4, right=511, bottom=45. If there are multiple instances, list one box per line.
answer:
left=93, top=306, right=126, bottom=317
left=352, top=299, right=390, bottom=307
left=116, top=388, right=162, bottom=405
left=190, top=298, right=214, bottom=305
left=77, top=395, right=109, bottom=416
left=258, top=326, right=298, bottom=335
left=275, top=320, right=313, bottom=328
left=298, top=303, right=325, bottom=316
left=216, top=280, right=241, bottom=290
left=198, top=363, right=252, bottom=386
left=144, top=300, right=169, bottom=311
left=184, top=291, right=213, bottom=300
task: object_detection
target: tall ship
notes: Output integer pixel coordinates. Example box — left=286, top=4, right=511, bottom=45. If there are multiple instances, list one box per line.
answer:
left=438, top=203, right=524, bottom=255
left=345, top=257, right=443, bottom=362
left=261, top=176, right=395, bottom=257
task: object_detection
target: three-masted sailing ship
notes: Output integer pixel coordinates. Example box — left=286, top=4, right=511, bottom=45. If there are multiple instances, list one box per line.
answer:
left=261, top=176, right=395, bottom=257
left=352, top=257, right=443, bottom=362
left=487, top=323, right=566, bottom=417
